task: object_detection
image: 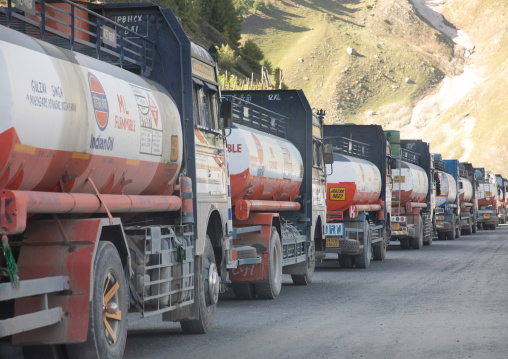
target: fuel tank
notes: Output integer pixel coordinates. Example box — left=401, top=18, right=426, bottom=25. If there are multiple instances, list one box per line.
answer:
left=0, top=25, right=183, bottom=195
left=228, top=124, right=303, bottom=204
left=435, top=171, right=457, bottom=207
left=326, top=153, right=381, bottom=213
left=391, top=161, right=428, bottom=205
left=477, top=181, right=498, bottom=207
left=458, top=177, right=473, bottom=203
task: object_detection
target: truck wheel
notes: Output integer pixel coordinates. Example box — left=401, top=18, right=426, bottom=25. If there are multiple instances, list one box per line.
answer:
left=291, top=239, right=315, bottom=285
left=411, top=218, right=423, bottom=250
left=400, top=238, right=410, bottom=249
left=465, top=220, right=473, bottom=235
left=22, top=345, right=67, bottom=359
left=354, top=227, right=371, bottom=269
left=490, top=224, right=496, bottom=230
left=455, top=218, right=461, bottom=238
left=373, top=228, right=387, bottom=260
left=66, top=241, right=128, bottom=359
left=255, top=227, right=282, bottom=299
left=338, top=255, right=353, bottom=268
left=446, top=231, right=454, bottom=240
left=437, top=232, right=445, bottom=240
left=472, top=219, right=477, bottom=233
left=231, top=283, right=256, bottom=300
left=181, top=235, right=218, bottom=333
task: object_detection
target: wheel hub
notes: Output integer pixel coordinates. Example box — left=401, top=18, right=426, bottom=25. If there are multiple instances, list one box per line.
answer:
left=205, top=262, right=219, bottom=306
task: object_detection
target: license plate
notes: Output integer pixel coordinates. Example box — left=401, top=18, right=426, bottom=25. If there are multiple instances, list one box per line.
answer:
left=484, top=214, right=491, bottom=219
left=326, top=237, right=340, bottom=248
left=392, top=223, right=400, bottom=230
left=436, top=216, right=445, bottom=220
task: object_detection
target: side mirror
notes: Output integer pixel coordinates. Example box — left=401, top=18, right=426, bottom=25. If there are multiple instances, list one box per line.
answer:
left=220, top=100, right=233, bottom=129
left=323, top=144, right=334, bottom=165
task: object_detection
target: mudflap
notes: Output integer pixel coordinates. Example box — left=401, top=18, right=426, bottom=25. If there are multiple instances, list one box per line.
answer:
left=12, top=218, right=107, bottom=345
left=228, top=213, right=275, bottom=283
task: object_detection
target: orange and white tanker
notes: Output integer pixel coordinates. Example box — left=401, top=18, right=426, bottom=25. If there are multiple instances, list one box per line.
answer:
left=0, top=30, right=183, bottom=196
left=388, top=136, right=434, bottom=249
left=228, top=125, right=303, bottom=204
left=326, top=154, right=382, bottom=214
left=324, top=124, right=392, bottom=269
left=391, top=162, right=429, bottom=207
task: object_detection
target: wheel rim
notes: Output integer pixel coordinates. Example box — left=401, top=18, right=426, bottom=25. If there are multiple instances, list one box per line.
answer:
left=272, top=239, right=282, bottom=285
left=205, top=260, right=219, bottom=306
left=103, top=272, right=122, bottom=345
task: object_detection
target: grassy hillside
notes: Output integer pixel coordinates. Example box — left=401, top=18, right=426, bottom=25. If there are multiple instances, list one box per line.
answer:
left=240, top=0, right=508, bottom=175
left=421, top=0, right=508, bottom=175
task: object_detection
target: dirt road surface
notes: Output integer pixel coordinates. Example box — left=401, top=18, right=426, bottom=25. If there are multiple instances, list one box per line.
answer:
left=2, top=225, right=507, bottom=358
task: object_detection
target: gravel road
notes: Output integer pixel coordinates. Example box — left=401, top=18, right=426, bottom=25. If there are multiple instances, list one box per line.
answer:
left=2, top=225, right=507, bottom=358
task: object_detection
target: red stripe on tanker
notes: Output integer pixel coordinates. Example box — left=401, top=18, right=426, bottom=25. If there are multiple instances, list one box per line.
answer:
left=435, top=171, right=457, bottom=207
left=326, top=154, right=381, bottom=214
left=227, top=124, right=303, bottom=205
left=0, top=27, right=182, bottom=195
left=391, top=161, right=429, bottom=205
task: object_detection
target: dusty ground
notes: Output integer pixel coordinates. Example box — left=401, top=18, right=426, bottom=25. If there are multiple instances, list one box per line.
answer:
left=2, top=225, right=508, bottom=358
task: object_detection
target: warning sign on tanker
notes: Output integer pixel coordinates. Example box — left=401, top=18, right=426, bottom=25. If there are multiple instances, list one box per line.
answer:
left=394, top=175, right=406, bottom=184
left=330, top=187, right=346, bottom=201
left=130, top=84, right=163, bottom=156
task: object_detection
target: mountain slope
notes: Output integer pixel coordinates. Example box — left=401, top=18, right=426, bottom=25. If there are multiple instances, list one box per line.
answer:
left=240, top=0, right=508, bottom=174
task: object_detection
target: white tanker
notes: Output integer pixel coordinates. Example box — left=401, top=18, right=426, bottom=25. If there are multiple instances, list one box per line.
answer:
left=436, top=171, right=458, bottom=207
left=458, top=177, right=474, bottom=203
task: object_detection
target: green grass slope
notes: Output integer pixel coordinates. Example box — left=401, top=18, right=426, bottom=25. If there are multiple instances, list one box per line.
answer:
left=241, top=0, right=508, bottom=175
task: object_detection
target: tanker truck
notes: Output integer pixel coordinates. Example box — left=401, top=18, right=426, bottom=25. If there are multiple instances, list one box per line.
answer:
left=0, top=1, right=263, bottom=357
left=458, top=163, right=477, bottom=235
left=475, top=169, right=499, bottom=230
left=433, top=156, right=461, bottom=240
left=387, top=133, right=434, bottom=249
left=221, top=90, right=329, bottom=297
left=495, top=174, right=507, bottom=224
left=323, top=124, right=391, bottom=269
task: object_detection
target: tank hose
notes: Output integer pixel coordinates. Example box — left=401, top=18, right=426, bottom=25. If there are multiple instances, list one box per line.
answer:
left=2, top=234, right=19, bottom=286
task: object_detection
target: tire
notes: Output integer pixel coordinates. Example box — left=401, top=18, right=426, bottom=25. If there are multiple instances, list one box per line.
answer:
left=400, top=238, right=410, bottom=249
left=472, top=219, right=477, bottom=233
left=231, top=283, right=256, bottom=300
left=338, top=255, right=353, bottom=268
left=465, top=219, right=473, bottom=235
left=455, top=218, right=461, bottom=238
left=437, top=231, right=446, bottom=240
left=354, top=225, right=371, bottom=269
left=66, top=242, right=128, bottom=359
left=23, top=345, right=67, bottom=359
left=411, top=217, right=423, bottom=250
left=255, top=227, right=282, bottom=299
left=291, top=239, right=315, bottom=285
left=446, top=231, right=454, bottom=240
left=181, top=235, right=218, bottom=333
left=373, top=228, right=387, bottom=261
left=490, top=224, right=496, bottom=230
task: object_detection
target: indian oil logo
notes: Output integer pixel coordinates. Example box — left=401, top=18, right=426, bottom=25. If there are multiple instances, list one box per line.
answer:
left=88, top=73, right=109, bottom=131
